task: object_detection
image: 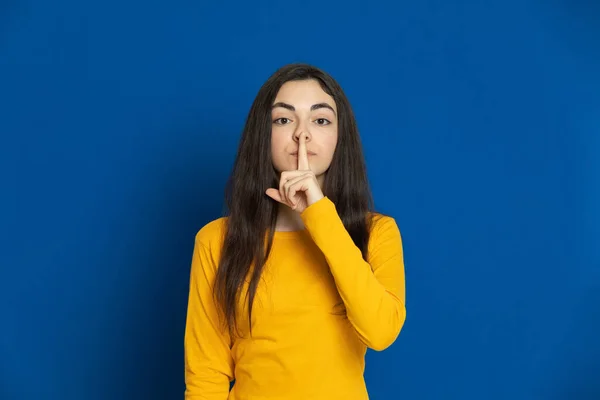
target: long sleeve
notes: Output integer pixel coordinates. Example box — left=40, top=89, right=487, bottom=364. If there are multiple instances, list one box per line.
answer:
left=300, top=196, right=406, bottom=351
left=184, top=237, right=234, bottom=399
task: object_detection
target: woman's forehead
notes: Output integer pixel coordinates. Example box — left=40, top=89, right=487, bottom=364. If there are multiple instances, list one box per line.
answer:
left=273, top=80, right=336, bottom=111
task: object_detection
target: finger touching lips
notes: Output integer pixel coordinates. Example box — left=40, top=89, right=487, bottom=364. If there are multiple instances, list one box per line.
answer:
left=297, top=134, right=310, bottom=170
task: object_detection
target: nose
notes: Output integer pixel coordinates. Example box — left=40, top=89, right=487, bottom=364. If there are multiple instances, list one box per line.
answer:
left=293, top=124, right=311, bottom=143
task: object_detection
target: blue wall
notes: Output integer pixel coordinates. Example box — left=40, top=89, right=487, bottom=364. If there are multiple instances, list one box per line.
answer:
left=1, top=1, right=598, bottom=399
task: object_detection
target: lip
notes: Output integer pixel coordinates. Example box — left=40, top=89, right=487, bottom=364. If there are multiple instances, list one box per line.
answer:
left=291, top=152, right=316, bottom=156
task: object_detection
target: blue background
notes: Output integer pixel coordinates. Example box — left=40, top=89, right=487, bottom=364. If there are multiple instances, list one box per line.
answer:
left=1, top=1, right=599, bottom=399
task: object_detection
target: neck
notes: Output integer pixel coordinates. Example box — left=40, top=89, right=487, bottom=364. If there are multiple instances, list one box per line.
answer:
left=274, top=203, right=304, bottom=232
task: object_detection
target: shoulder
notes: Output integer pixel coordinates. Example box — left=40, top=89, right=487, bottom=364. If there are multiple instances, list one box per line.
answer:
left=368, top=212, right=400, bottom=236
left=195, top=216, right=229, bottom=251
left=190, top=217, right=229, bottom=273
left=365, top=212, right=404, bottom=265
left=367, top=212, right=403, bottom=251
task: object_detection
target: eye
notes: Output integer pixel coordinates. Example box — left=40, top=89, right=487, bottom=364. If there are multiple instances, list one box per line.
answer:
left=273, top=117, right=292, bottom=125
left=315, top=118, right=331, bottom=126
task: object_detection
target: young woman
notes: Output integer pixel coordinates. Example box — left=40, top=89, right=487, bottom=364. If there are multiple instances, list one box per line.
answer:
left=184, top=63, right=406, bottom=399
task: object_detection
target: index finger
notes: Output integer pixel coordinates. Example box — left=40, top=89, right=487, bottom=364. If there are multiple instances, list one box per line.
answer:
left=297, top=133, right=310, bottom=171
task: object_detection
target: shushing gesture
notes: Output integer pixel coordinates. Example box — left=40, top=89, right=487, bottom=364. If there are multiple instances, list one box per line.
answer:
left=265, top=134, right=325, bottom=213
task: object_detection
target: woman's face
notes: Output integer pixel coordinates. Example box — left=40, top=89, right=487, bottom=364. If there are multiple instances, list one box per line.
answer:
left=270, top=79, right=338, bottom=185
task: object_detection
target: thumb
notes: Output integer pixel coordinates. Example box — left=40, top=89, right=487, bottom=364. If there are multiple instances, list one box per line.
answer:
left=265, top=188, right=285, bottom=204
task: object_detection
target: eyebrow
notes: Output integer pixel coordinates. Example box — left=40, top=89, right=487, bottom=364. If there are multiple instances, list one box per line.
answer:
left=272, top=102, right=336, bottom=116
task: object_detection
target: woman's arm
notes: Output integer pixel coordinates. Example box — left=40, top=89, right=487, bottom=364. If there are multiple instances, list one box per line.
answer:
left=184, top=236, right=234, bottom=399
left=301, top=197, right=406, bottom=351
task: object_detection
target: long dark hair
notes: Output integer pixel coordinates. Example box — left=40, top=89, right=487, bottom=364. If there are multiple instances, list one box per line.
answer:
left=214, top=63, right=375, bottom=338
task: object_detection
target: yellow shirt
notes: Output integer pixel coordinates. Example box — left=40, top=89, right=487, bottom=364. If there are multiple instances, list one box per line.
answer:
left=184, top=196, right=406, bottom=399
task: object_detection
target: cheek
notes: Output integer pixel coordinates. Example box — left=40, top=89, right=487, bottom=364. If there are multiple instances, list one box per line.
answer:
left=313, top=134, right=338, bottom=173
left=321, top=133, right=338, bottom=160
left=270, top=133, right=289, bottom=171
left=270, top=132, right=283, bottom=152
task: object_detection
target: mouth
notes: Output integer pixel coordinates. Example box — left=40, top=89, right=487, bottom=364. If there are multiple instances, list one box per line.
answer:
left=291, top=152, right=316, bottom=156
